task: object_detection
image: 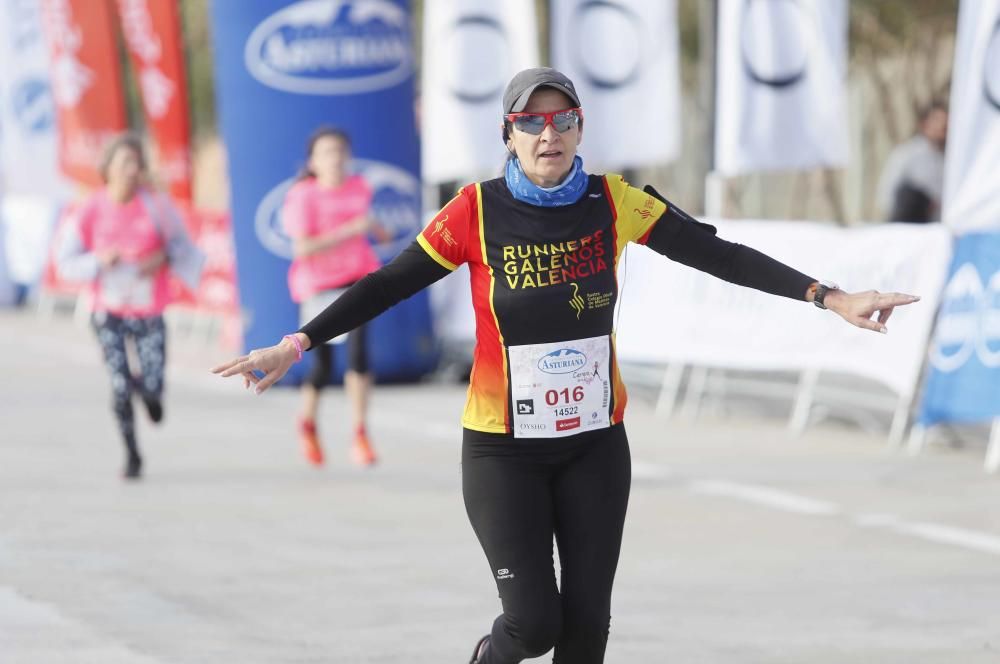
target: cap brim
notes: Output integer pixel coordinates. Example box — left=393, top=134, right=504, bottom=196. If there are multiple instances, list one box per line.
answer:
left=509, top=83, right=581, bottom=113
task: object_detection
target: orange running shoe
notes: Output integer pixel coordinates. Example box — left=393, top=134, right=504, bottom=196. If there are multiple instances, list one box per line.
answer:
left=351, top=429, right=377, bottom=466
left=298, top=418, right=324, bottom=466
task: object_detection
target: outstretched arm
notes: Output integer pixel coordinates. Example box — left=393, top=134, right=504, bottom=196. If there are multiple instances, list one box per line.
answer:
left=642, top=186, right=919, bottom=333
left=211, top=241, right=451, bottom=393
left=299, top=241, right=449, bottom=345
left=643, top=186, right=816, bottom=301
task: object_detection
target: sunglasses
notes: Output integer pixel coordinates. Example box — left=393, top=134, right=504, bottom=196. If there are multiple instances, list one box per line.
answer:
left=505, top=108, right=583, bottom=135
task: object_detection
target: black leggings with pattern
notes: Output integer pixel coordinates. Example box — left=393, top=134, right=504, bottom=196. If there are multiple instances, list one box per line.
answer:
left=91, top=313, right=166, bottom=459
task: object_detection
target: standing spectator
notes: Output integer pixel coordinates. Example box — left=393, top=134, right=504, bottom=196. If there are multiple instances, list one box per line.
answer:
left=877, top=101, right=949, bottom=223
left=282, top=127, right=380, bottom=467
left=57, top=133, right=202, bottom=479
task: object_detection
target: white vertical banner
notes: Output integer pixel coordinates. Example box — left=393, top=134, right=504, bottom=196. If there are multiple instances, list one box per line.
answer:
left=421, top=0, right=539, bottom=183
left=715, top=0, right=848, bottom=175
left=0, top=0, right=64, bottom=197
left=551, top=0, right=681, bottom=171
left=943, top=0, right=1000, bottom=233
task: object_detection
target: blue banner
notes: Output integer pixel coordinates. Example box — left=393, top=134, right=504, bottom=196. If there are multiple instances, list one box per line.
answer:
left=919, top=232, right=1000, bottom=426
left=209, top=0, right=435, bottom=382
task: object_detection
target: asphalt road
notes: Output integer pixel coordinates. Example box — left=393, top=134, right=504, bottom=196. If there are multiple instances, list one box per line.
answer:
left=1, top=310, right=998, bottom=663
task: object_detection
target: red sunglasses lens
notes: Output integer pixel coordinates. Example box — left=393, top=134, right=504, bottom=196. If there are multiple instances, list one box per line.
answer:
left=510, top=110, right=580, bottom=135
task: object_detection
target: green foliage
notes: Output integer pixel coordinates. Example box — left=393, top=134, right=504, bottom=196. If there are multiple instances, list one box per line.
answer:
left=851, top=0, right=959, bottom=62
left=180, top=0, right=216, bottom=139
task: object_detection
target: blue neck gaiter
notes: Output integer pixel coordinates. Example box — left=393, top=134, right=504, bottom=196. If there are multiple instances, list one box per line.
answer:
left=504, top=155, right=588, bottom=207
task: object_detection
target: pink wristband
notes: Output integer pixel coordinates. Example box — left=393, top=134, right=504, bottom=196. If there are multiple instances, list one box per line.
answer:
left=282, top=334, right=303, bottom=362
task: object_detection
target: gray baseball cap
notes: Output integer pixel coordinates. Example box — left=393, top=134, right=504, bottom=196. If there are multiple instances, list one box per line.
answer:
left=502, top=67, right=582, bottom=114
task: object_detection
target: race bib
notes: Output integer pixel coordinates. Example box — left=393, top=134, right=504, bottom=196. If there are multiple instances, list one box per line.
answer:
left=100, top=264, right=153, bottom=309
left=507, top=335, right=611, bottom=438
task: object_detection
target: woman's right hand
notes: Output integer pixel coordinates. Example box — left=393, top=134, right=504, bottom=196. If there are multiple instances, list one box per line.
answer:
left=98, top=250, right=121, bottom=269
left=211, top=336, right=304, bottom=394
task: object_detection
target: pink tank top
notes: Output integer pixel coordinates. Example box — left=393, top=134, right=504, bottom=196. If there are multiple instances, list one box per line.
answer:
left=77, top=189, right=171, bottom=317
left=283, top=175, right=382, bottom=303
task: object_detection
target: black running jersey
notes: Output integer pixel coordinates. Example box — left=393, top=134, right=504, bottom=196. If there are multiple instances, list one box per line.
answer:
left=416, top=174, right=665, bottom=434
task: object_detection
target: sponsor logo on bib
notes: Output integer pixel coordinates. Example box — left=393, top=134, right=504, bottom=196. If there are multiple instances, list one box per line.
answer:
left=519, top=423, right=546, bottom=432
left=537, top=348, right=587, bottom=374
left=556, top=417, right=581, bottom=431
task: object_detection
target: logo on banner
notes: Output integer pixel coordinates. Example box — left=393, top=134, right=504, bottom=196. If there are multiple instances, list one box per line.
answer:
left=443, top=15, right=509, bottom=103
left=245, top=0, right=413, bottom=95
left=45, top=0, right=95, bottom=108
left=255, top=158, right=420, bottom=260
left=930, top=263, right=1000, bottom=372
left=118, top=0, right=162, bottom=62
left=118, top=0, right=176, bottom=119
left=538, top=348, right=587, bottom=374
left=138, top=67, right=176, bottom=119
left=985, top=17, right=1000, bottom=112
left=11, top=79, right=55, bottom=133
left=571, top=1, right=643, bottom=89
left=741, top=0, right=810, bottom=88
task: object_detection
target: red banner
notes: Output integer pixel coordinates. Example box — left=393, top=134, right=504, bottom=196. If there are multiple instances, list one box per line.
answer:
left=116, top=0, right=193, bottom=202
left=164, top=207, right=243, bottom=351
left=166, top=207, right=239, bottom=317
left=41, top=0, right=127, bottom=187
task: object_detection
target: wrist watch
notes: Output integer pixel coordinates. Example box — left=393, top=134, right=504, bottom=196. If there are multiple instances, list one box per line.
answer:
left=812, top=281, right=839, bottom=310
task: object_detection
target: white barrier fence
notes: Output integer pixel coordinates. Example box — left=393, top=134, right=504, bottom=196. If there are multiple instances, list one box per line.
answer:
left=615, top=220, right=952, bottom=444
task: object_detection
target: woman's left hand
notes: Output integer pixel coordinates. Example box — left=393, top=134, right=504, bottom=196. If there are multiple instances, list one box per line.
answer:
left=824, top=289, right=920, bottom=334
left=211, top=337, right=302, bottom=394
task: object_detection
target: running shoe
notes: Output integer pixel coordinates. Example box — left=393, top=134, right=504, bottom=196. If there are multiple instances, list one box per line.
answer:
left=298, top=418, right=324, bottom=466
left=142, top=393, right=163, bottom=424
left=132, top=375, right=163, bottom=424
left=123, top=454, right=143, bottom=480
left=468, top=635, right=490, bottom=663
left=351, top=431, right=377, bottom=466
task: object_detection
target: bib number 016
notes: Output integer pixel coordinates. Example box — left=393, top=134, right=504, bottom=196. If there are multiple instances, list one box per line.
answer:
left=545, top=386, right=584, bottom=406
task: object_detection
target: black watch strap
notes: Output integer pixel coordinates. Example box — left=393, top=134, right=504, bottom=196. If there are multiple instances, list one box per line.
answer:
left=813, top=281, right=838, bottom=309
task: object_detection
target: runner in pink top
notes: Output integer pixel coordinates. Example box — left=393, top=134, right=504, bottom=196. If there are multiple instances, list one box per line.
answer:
left=282, top=127, right=382, bottom=468
left=285, top=174, right=381, bottom=304
left=72, top=189, right=173, bottom=317
left=57, top=134, right=194, bottom=480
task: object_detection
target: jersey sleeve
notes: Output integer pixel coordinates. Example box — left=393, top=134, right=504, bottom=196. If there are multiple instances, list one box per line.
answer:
left=54, top=199, right=101, bottom=282
left=71, top=197, right=98, bottom=247
left=604, top=174, right=668, bottom=246
left=415, top=184, right=476, bottom=271
left=281, top=181, right=313, bottom=239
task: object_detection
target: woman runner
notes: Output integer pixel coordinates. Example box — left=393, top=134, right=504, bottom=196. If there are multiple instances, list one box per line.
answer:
left=212, top=68, right=920, bottom=663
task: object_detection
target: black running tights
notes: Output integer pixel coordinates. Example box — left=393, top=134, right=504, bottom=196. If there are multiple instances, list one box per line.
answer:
left=305, top=324, right=369, bottom=389
left=462, top=424, right=631, bottom=664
